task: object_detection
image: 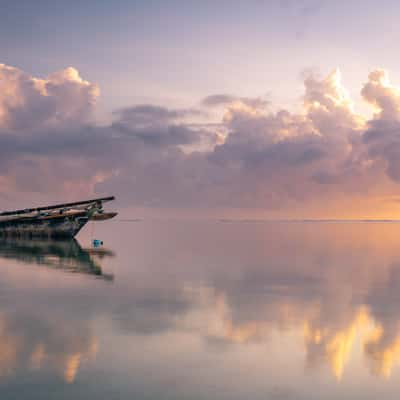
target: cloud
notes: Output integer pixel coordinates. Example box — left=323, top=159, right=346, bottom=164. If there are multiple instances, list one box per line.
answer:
left=303, top=68, right=363, bottom=133
left=202, top=94, right=269, bottom=110
left=360, top=70, right=400, bottom=183
left=2, top=63, right=400, bottom=216
left=0, top=64, right=99, bottom=132
left=113, top=104, right=203, bottom=125
left=111, top=104, right=215, bottom=148
left=361, top=69, right=400, bottom=120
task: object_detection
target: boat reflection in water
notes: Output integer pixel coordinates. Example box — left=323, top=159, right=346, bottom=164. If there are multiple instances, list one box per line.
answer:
left=0, top=239, right=114, bottom=281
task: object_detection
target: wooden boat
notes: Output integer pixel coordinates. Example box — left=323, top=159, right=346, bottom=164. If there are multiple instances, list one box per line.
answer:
left=0, top=196, right=117, bottom=239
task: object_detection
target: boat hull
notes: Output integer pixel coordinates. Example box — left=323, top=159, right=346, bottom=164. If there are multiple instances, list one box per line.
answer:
left=0, top=213, right=89, bottom=239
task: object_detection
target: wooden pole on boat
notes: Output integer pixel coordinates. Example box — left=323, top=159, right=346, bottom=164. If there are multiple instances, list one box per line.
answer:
left=0, top=196, right=115, bottom=217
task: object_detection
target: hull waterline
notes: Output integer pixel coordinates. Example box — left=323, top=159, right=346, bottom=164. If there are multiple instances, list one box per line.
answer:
left=0, top=213, right=89, bottom=239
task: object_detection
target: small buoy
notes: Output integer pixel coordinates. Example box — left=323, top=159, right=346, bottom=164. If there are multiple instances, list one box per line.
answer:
left=93, top=239, right=103, bottom=247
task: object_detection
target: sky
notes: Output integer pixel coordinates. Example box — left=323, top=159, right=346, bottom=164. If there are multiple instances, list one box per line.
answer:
left=3, top=0, right=400, bottom=217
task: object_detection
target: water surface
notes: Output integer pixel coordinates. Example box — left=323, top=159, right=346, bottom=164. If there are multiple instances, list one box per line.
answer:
left=0, top=221, right=400, bottom=399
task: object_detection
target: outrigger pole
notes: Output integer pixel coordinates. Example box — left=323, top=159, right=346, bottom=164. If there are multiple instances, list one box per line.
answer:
left=0, top=196, right=115, bottom=217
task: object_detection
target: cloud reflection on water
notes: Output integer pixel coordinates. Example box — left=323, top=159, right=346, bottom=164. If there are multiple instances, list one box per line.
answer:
left=0, top=238, right=114, bottom=384
left=1, top=222, right=400, bottom=393
left=189, top=223, right=400, bottom=380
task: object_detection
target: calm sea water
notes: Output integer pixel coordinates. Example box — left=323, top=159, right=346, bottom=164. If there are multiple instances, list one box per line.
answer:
left=0, top=221, right=400, bottom=399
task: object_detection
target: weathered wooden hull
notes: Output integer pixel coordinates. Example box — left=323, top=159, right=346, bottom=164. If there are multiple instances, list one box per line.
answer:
left=0, top=213, right=89, bottom=239
left=0, top=196, right=117, bottom=239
